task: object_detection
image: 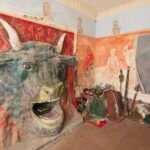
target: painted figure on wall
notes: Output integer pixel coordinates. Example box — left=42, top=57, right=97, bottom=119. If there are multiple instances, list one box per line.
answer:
left=106, top=48, right=119, bottom=85
left=77, top=17, right=83, bottom=34
left=83, top=47, right=94, bottom=88
left=123, top=43, right=137, bottom=89
left=42, top=1, right=54, bottom=22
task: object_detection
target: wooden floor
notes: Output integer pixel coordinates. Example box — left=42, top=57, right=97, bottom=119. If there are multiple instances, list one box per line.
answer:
left=47, top=119, right=150, bottom=150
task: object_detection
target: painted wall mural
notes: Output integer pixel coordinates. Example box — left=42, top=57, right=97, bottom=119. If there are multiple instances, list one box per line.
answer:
left=94, top=30, right=150, bottom=92
left=76, top=35, right=96, bottom=91
left=76, top=30, right=150, bottom=97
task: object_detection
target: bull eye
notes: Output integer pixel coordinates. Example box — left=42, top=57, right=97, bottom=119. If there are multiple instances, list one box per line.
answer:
left=23, top=63, right=31, bottom=70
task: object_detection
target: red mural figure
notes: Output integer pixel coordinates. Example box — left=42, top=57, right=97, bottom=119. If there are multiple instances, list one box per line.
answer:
left=83, top=47, right=95, bottom=88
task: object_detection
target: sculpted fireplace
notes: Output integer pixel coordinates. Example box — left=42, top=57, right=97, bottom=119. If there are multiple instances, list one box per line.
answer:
left=0, top=14, right=80, bottom=149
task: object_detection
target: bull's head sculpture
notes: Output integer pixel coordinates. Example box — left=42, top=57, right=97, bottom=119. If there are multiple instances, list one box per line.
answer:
left=0, top=18, right=76, bottom=141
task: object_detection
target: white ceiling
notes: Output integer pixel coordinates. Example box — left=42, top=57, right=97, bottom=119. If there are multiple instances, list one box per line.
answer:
left=79, top=0, right=132, bottom=12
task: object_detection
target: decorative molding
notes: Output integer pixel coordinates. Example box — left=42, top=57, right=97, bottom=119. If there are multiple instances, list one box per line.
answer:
left=96, top=0, right=150, bottom=19
left=59, top=0, right=150, bottom=20
left=58, top=0, right=97, bottom=19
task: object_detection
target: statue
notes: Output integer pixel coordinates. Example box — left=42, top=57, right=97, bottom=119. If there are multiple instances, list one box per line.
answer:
left=42, top=1, right=54, bottom=22
left=112, top=20, right=120, bottom=35
left=77, top=17, right=83, bottom=34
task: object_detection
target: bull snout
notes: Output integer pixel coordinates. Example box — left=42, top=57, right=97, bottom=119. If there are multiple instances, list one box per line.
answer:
left=37, top=82, right=64, bottom=103
left=30, top=81, right=65, bottom=137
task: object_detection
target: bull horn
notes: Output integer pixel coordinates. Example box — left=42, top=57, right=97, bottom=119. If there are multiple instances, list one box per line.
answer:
left=0, top=18, right=22, bottom=51
left=56, top=33, right=66, bottom=53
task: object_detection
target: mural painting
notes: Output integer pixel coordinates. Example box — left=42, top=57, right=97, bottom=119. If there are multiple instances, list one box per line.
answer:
left=75, top=35, right=125, bottom=124
left=94, top=30, right=150, bottom=92
left=76, top=35, right=95, bottom=92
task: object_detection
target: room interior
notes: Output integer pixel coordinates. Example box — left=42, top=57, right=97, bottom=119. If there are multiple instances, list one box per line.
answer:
left=0, top=0, right=150, bottom=150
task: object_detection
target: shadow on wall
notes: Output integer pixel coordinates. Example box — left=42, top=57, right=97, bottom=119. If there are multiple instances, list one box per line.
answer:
left=136, top=34, right=150, bottom=94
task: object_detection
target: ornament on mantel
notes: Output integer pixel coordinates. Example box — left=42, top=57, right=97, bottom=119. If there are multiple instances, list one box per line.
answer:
left=42, top=1, right=54, bottom=22
left=77, top=17, right=83, bottom=34
left=22, top=1, right=54, bottom=23
left=112, top=20, right=121, bottom=35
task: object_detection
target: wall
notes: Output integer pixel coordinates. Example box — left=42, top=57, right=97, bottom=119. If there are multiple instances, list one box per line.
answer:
left=94, top=3, right=150, bottom=102
left=94, top=30, right=150, bottom=102
left=76, top=34, right=95, bottom=91
left=0, top=0, right=95, bottom=37
left=75, top=4, right=150, bottom=102
left=96, top=4, right=150, bottom=37
left=76, top=30, right=150, bottom=103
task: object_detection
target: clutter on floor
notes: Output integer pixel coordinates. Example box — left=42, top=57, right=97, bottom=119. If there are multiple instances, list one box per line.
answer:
left=75, top=83, right=150, bottom=127
left=75, top=84, right=125, bottom=127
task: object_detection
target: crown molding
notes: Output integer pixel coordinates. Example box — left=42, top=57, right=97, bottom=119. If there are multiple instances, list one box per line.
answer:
left=59, top=0, right=150, bottom=20
left=58, top=0, right=97, bottom=19
left=96, top=0, right=150, bottom=19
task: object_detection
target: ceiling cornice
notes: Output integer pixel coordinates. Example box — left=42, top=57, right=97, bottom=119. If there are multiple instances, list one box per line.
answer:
left=59, top=0, right=150, bottom=20
left=58, top=0, right=97, bottom=19
left=96, top=0, right=150, bottom=19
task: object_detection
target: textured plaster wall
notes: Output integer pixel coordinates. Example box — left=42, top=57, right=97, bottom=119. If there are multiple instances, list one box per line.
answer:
left=76, top=35, right=96, bottom=90
left=0, top=0, right=95, bottom=37
left=76, top=30, right=150, bottom=103
left=96, top=4, right=150, bottom=38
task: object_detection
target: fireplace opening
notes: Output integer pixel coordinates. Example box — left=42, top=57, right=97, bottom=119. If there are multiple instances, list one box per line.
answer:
left=32, top=101, right=62, bottom=123
left=33, top=102, right=56, bottom=116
